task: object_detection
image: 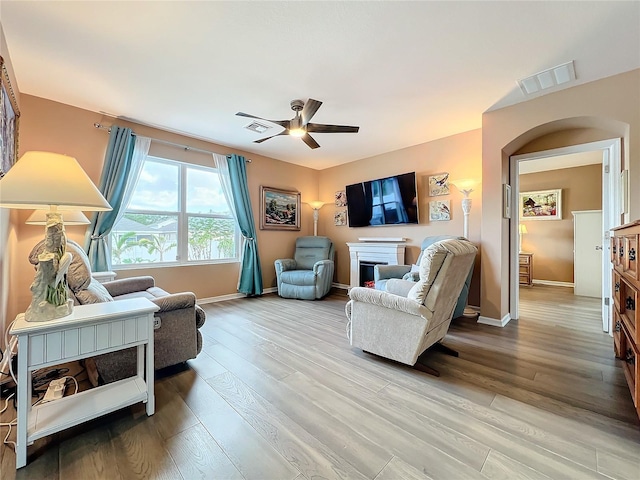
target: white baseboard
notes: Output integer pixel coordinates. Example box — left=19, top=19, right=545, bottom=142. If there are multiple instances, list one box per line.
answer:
left=332, top=282, right=350, bottom=291
left=531, top=279, right=574, bottom=288
left=478, top=313, right=511, bottom=327
left=198, top=286, right=278, bottom=304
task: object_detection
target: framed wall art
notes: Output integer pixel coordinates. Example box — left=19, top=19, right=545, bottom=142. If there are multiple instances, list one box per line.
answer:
left=428, top=173, right=449, bottom=196
left=0, top=56, right=20, bottom=177
left=429, top=199, right=450, bottom=221
left=334, top=209, right=347, bottom=226
left=260, top=186, right=301, bottom=230
left=335, top=190, right=347, bottom=207
left=520, top=189, right=562, bottom=220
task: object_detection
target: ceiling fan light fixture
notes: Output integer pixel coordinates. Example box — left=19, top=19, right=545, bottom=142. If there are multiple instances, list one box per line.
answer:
left=289, top=127, right=305, bottom=138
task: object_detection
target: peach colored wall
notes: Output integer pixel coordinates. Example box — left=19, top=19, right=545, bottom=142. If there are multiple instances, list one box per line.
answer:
left=9, top=95, right=319, bottom=319
left=482, top=69, right=639, bottom=321
left=0, top=23, right=21, bottom=337
left=519, top=164, right=602, bottom=283
left=319, top=129, right=482, bottom=306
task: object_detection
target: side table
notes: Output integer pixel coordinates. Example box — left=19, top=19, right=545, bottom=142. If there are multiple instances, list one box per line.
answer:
left=10, top=298, right=159, bottom=469
left=519, top=252, right=534, bottom=286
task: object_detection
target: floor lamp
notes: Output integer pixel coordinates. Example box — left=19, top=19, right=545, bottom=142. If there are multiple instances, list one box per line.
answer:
left=452, top=178, right=479, bottom=317
left=307, top=201, right=326, bottom=236
left=0, top=151, right=111, bottom=322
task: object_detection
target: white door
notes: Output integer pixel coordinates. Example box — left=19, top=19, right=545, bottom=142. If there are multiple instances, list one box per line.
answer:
left=573, top=210, right=603, bottom=298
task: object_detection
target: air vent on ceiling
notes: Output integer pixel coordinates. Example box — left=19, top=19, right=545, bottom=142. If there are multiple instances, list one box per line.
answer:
left=518, top=61, right=576, bottom=95
left=244, top=121, right=271, bottom=134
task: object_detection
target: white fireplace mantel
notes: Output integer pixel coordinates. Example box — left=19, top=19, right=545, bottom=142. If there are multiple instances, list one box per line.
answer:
left=347, top=241, right=407, bottom=289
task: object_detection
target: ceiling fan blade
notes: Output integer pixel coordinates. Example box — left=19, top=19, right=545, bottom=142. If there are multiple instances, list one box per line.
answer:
left=254, top=130, right=289, bottom=143
left=301, top=133, right=320, bottom=149
left=301, top=99, right=322, bottom=125
left=307, top=123, right=360, bottom=134
left=236, top=112, right=289, bottom=128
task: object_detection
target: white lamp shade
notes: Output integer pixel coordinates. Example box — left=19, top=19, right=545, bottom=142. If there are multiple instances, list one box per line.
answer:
left=0, top=151, right=111, bottom=211
left=307, top=201, right=326, bottom=210
left=26, top=209, right=91, bottom=225
left=452, top=178, right=478, bottom=197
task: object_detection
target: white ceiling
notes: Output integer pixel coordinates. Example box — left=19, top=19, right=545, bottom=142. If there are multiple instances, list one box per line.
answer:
left=2, top=1, right=639, bottom=170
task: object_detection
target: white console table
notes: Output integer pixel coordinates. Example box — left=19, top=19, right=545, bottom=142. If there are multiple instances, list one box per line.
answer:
left=10, top=298, right=159, bottom=469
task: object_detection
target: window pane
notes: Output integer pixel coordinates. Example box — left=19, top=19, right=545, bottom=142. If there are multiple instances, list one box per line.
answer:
left=186, top=167, right=231, bottom=215
left=111, top=214, right=178, bottom=265
left=128, top=160, right=179, bottom=212
left=188, top=217, right=236, bottom=261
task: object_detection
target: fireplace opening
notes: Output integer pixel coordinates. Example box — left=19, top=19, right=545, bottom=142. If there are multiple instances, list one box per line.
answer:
left=359, top=261, right=387, bottom=288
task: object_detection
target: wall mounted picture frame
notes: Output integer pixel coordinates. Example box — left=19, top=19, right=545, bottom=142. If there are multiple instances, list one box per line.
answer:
left=520, top=189, right=562, bottom=220
left=334, top=209, right=347, bottom=226
left=429, top=199, right=450, bottom=221
left=335, top=190, right=347, bottom=207
left=0, top=56, right=20, bottom=178
left=428, top=172, right=449, bottom=196
left=260, top=186, right=301, bottom=230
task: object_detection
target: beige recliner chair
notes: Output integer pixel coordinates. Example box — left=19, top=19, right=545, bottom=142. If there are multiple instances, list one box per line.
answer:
left=345, top=238, right=477, bottom=375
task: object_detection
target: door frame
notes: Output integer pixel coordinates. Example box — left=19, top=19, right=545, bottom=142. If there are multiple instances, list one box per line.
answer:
left=509, top=138, right=622, bottom=333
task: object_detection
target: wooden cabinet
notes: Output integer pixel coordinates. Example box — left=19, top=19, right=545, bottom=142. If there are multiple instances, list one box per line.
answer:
left=519, top=253, right=533, bottom=286
left=611, top=221, right=640, bottom=420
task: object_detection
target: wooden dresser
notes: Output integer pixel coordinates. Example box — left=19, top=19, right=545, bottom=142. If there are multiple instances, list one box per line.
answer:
left=519, top=252, right=533, bottom=286
left=611, top=221, right=639, bottom=420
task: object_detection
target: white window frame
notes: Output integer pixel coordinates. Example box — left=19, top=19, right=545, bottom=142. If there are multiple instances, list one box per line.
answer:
left=112, top=156, right=240, bottom=269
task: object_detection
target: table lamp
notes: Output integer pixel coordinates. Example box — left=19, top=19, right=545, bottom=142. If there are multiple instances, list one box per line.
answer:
left=0, top=151, right=111, bottom=322
left=307, top=201, right=326, bottom=236
left=26, top=209, right=91, bottom=226
left=519, top=223, right=528, bottom=253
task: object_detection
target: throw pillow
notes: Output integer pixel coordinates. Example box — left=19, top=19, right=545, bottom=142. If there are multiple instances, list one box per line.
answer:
left=75, top=279, right=114, bottom=304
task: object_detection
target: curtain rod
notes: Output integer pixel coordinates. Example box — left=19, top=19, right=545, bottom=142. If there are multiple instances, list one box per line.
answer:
left=93, top=123, right=251, bottom=162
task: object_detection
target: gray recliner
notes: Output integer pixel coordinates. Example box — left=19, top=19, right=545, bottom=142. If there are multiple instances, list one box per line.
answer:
left=275, top=236, right=335, bottom=300
left=374, top=235, right=474, bottom=318
left=29, top=239, right=206, bottom=384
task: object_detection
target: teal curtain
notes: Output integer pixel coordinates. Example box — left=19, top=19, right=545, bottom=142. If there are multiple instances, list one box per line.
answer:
left=84, top=126, right=135, bottom=271
left=227, top=154, right=263, bottom=295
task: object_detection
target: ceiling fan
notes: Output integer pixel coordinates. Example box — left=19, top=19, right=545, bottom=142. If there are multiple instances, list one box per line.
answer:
left=236, top=98, right=359, bottom=149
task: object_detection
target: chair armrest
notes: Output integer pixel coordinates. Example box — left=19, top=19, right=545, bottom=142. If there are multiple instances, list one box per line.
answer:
left=151, top=292, right=196, bottom=313
left=275, top=258, right=297, bottom=273
left=349, top=287, right=428, bottom=318
left=313, top=259, right=334, bottom=274
left=103, top=276, right=155, bottom=297
left=374, top=264, right=411, bottom=281
left=385, top=279, right=415, bottom=298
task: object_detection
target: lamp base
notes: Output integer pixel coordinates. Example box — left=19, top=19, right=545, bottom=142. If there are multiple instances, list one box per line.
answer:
left=26, top=299, right=73, bottom=322
left=26, top=211, right=74, bottom=322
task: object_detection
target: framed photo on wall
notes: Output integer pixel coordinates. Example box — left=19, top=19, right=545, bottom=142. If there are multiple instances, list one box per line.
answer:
left=0, top=55, right=20, bottom=178
left=260, top=186, right=301, bottom=230
left=429, top=199, right=451, bottom=221
left=428, top=172, right=449, bottom=196
left=520, top=189, right=562, bottom=220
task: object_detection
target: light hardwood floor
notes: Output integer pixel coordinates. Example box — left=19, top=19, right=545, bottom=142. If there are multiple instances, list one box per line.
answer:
left=2, top=285, right=639, bottom=479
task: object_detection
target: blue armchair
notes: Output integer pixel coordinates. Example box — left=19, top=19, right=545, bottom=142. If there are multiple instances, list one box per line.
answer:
left=275, top=236, right=335, bottom=300
left=374, top=235, right=474, bottom=318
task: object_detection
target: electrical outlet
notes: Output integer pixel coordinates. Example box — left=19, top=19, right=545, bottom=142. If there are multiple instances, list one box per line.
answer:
left=42, top=378, right=66, bottom=403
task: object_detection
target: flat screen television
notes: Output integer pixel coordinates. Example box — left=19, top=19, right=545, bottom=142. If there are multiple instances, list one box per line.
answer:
left=345, top=172, right=418, bottom=227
